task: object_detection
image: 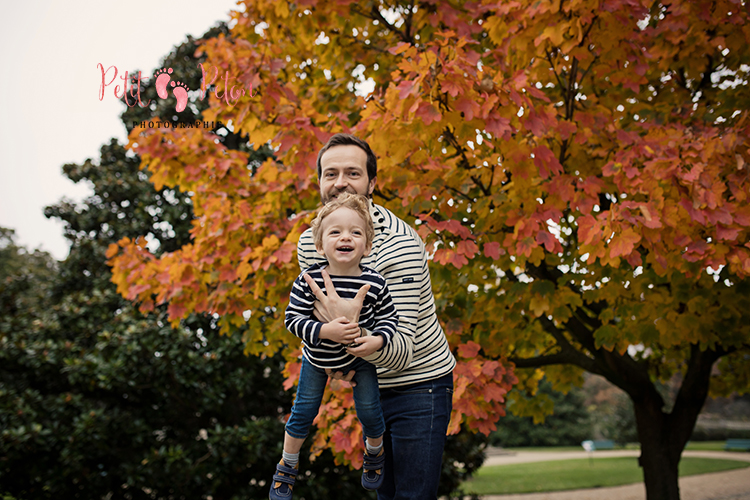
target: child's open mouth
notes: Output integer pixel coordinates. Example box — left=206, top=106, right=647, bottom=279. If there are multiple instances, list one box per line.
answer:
left=337, top=246, right=354, bottom=253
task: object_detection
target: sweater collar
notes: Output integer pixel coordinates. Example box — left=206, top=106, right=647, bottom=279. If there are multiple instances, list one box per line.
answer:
left=369, top=199, right=387, bottom=231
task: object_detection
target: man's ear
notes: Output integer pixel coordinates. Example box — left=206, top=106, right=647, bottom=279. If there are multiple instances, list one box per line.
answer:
left=367, top=176, right=376, bottom=196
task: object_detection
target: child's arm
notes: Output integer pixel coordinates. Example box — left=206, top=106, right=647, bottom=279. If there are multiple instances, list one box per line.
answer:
left=285, top=273, right=325, bottom=346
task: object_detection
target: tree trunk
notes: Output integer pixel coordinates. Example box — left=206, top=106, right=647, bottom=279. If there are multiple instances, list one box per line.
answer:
left=632, top=395, right=681, bottom=500
left=629, top=345, right=719, bottom=500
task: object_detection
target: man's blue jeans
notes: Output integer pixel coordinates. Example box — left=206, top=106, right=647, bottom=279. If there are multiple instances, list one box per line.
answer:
left=285, top=356, right=385, bottom=440
left=377, top=372, right=454, bottom=500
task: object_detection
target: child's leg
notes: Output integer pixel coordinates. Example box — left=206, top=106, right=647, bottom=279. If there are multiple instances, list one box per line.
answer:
left=349, top=358, right=385, bottom=442
left=350, top=359, right=386, bottom=490
left=270, top=357, right=328, bottom=499
left=283, top=357, right=330, bottom=454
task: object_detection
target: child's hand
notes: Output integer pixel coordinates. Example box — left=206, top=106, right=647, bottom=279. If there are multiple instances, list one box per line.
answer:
left=319, top=316, right=361, bottom=345
left=347, top=335, right=384, bottom=357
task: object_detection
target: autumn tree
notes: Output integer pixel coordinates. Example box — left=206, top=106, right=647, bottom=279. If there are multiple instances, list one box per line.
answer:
left=108, top=2, right=750, bottom=499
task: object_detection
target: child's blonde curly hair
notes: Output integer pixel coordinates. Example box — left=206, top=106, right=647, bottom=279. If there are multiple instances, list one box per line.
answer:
left=311, top=192, right=374, bottom=249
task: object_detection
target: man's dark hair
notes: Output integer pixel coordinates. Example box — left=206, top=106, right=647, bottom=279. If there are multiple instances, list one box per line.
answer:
left=316, top=133, right=377, bottom=182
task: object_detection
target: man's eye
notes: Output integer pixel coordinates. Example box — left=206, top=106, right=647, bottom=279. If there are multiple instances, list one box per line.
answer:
left=349, top=172, right=360, bottom=177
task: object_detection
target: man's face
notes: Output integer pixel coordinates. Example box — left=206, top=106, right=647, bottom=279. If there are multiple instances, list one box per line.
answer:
left=319, top=145, right=376, bottom=204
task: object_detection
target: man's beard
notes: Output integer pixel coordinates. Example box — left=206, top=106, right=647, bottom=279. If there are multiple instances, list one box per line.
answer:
left=322, top=188, right=357, bottom=204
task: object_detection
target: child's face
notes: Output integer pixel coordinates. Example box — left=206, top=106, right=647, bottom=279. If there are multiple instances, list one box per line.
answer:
left=315, top=207, right=371, bottom=267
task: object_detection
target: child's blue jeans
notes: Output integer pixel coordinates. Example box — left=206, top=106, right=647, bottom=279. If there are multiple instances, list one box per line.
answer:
left=285, top=356, right=385, bottom=440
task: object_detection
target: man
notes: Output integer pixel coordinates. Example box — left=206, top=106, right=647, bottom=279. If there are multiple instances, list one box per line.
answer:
left=297, top=133, right=456, bottom=500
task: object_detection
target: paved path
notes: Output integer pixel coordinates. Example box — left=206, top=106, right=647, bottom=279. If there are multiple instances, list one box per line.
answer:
left=478, top=450, right=750, bottom=500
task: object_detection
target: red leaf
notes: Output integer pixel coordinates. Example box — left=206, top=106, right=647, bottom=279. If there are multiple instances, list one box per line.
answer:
left=397, top=79, right=420, bottom=99
left=609, top=228, right=641, bottom=258
left=485, top=114, right=511, bottom=139
left=273, top=240, right=296, bottom=264
left=458, top=341, right=481, bottom=358
left=388, top=42, right=411, bottom=55
left=533, top=145, right=563, bottom=178
left=219, top=267, right=237, bottom=282
left=483, top=383, right=507, bottom=402
left=536, top=231, right=558, bottom=252
left=557, top=120, right=577, bottom=140
left=167, top=303, right=187, bottom=319
left=448, top=251, right=469, bottom=269
left=454, top=97, right=479, bottom=120
left=441, top=79, right=464, bottom=98
left=456, top=239, right=479, bottom=258
left=483, top=241, right=503, bottom=260
left=523, top=110, right=546, bottom=136
left=482, top=360, right=500, bottom=376
left=415, top=102, right=442, bottom=125
left=577, top=215, right=598, bottom=245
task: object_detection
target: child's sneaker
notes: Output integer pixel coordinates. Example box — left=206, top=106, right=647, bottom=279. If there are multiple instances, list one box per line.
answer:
left=361, top=448, right=385, bottom=490
left=269, top=459, right=298, bottom=500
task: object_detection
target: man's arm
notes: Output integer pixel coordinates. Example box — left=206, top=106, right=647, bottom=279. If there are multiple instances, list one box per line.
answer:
left=367, top=277, right=399, bottom=347
left=360, top=232, right=425, bottom=371
left=346, top=276, right=399, bottom=358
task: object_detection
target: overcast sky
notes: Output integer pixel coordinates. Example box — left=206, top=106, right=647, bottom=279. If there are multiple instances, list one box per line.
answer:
left=0, top=0, right=240, bottom=260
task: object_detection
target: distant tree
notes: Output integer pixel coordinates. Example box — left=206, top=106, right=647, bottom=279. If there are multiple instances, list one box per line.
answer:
left=0, top=227, right=55, bottom=282
left=490, top=379, right=592, bottom=447
left=588, top=392, right=639, bottom=445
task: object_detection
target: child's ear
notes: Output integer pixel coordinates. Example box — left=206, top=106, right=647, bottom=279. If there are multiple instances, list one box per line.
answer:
left=363, top=242, right=372, bottom=257
left=315, top=243, right=326, bottom=256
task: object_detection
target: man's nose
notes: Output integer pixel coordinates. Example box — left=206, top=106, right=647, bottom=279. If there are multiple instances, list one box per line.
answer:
left=334, top=173, right=348, bottom=188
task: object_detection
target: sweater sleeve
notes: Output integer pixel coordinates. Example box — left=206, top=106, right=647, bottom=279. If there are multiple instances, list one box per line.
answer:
left=367, top=278, right=399, bottom=349
left=284, top=273, right=323, bottom=346
left=363, top=229, right=426, bottom=372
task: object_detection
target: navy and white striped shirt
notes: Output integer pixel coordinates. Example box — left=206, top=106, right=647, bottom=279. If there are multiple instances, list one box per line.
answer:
left=298, top=201, right=456, bottom=388
left=285, top=262, right=399, bottom=370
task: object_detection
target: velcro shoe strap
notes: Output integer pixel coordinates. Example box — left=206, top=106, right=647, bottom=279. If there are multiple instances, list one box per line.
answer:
left=363, top=452, right=385, bottom=471
left=272, top=473, right=296, bottom=485
left=275, top=464, right=299, bottom=476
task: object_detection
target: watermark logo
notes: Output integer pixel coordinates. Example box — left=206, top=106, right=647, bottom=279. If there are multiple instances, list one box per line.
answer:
left=98, top=63, right=259, bottom=111
left=131, top=119, right=228, bottom=129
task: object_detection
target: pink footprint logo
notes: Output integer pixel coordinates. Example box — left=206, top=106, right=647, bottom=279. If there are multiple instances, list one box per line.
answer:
left=170, top=81, right=190, bottom=112
left=154, top=68, right=173, bottom=99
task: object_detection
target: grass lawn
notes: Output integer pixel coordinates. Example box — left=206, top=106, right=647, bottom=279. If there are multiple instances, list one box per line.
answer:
left=501, top=441, right=727, bottom=453
left=685, top=441, right=727, bottom=451
left=464, top=457, right=750, bottom=495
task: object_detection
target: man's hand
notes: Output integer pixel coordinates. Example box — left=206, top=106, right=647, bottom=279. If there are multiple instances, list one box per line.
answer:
left=347, top=335, right=384, bottom=358
left=319, top=317, right=360, bottom=345
left=325, top=368, right=357, bottom=387
left=304, top=270, right=370, bottom=323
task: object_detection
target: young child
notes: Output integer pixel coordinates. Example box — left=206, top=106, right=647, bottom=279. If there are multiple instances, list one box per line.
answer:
left=269, top=193, right=399, bottom=500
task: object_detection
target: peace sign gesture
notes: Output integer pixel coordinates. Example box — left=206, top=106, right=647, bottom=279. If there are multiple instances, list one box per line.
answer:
left=302, top=269, right=370, bottom=324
